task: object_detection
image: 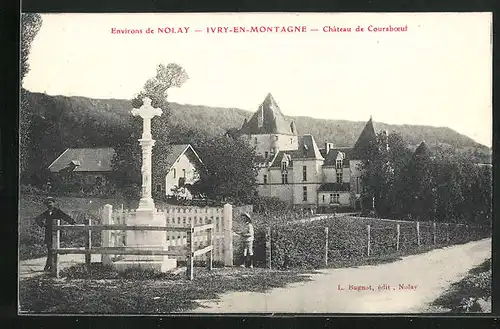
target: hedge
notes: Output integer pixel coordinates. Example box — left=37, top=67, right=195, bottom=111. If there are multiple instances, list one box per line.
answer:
left=263, top=216, right=491, bottom=270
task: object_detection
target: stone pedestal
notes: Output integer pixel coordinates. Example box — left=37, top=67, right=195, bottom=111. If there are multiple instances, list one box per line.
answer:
left=113, top=209, right=177, bottom=273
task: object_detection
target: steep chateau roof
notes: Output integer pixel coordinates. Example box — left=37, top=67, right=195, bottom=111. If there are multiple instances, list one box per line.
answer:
left=269, top=150, right=300, bottom=168
left=350, top=117, right=378, bottom=160
left=268, top=134, right=323, bottom=168
left=296, top=134, right=324, bottom=160
left=319, top=147, right=351, bottom=167
left=239, top=93, right=297, bottom=136
left=412, top=141, right=431, bottom=160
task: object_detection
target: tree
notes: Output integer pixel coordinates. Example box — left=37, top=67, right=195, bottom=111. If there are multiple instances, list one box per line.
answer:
left=360, top=132, right=411, bottom=216
left=194, top=135, right=258, bottom=204
left=20, top=13, right=42, bottom=174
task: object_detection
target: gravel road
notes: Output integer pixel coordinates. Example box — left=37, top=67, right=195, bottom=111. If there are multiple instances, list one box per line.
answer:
left=189, top=238, right=491, bottom=313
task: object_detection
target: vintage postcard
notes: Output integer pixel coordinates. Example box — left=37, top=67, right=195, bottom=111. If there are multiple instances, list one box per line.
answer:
left=18, top=12, right=492, bottom=314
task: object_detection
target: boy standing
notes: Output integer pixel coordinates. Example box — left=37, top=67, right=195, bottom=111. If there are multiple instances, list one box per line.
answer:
left=239, top=213, right=254, bottom=268
left=34, top=197, right=76, bottom=271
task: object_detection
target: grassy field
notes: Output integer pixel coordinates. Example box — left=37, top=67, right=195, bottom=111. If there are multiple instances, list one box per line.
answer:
left=19, top=265, right=317, bottom=314
left=430, top=258, right=491, bottom=313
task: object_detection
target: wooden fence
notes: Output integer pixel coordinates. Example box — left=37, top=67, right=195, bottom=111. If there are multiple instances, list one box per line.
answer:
left=51, top=218, right=214, bottom=280
left=104, top=203, right=252, bottom=266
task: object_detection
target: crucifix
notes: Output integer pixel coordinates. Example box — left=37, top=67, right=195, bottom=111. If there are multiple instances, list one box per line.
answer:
left=131, top=97, right=163, bottom=210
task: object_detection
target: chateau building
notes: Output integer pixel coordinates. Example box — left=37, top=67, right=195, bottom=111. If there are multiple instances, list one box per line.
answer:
left=233, top=93, right=381, bottom=212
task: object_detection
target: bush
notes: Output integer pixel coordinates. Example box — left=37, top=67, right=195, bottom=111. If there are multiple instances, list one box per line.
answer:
left=19, top=209, right=102, bottom=260
left=266, top=216, right=491, bottom=270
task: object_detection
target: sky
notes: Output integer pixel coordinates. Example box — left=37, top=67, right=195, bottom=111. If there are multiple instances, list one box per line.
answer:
left=23, top=13, right=492, bottom=147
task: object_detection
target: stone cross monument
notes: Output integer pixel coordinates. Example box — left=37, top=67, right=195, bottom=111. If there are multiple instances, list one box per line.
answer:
left=131, top=97, right=163, bottom=211
left=113, top=97, right=176, bottom=272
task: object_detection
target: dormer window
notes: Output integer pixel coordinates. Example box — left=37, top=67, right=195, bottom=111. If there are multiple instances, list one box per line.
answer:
left=336, top=160, right=343, bottom=169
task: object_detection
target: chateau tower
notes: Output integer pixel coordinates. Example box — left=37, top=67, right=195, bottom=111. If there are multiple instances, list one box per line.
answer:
left=238, top=93, right=299, bottom=159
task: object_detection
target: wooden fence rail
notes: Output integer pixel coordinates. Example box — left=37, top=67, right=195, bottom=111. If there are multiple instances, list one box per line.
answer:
left=52, top=220, right=214, bottom=280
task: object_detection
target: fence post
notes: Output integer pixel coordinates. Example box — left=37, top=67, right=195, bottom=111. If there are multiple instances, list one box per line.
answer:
left=52, top=220, right=61, bottom=278
left=85, top=215, right=92, bottom=271
left=186, top=223, right=194, bottom=280
left=266, top=227, right=272, bottom=270
left=396, top=224, right=400, bottom=252
left=433, top=222, right=437, bottom=245
left=367, top=225, right=371, bottom=257
left=324, top=227, right=329, bottom=266
left=101, top=204, right=113, bottom=266
left=223, top=203, right=233, bottom=266
left=416, top=221, right=420, bottom=247
left=207, top=226, right=213, bottom=271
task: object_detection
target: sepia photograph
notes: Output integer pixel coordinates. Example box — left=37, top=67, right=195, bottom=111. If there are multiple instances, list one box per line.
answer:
left=18, top=12, right=492, bottom=314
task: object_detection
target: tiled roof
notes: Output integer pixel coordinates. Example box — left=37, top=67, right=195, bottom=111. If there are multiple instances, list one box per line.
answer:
left=295, top=135, right=324, bottom=160
left=412, top=141, right=431, bottom=159
left=269, top=150, right=300, bottom=168
left=239, top=93, right=297, bottom=136
left=319, top=147, right=352, bottom=167
left=350, top=117, right=378, bottom=160
left=164, top=144, right=203, bottom=171
left=410, top=141, right=433, bottom=165
left=48, top=148, right=115, bottom=172
left=318, top=183, right=351, bottom=192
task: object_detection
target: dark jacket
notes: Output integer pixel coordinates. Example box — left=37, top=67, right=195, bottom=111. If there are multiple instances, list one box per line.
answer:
left=35, top=208, right=76, bottom=245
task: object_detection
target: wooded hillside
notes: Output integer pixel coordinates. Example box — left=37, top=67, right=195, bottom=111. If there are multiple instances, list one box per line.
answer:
left=22, top=90, right=491, bottom=181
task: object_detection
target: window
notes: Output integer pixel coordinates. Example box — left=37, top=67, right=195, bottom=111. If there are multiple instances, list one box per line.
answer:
left=156, top=184, right=162, bottom=193
left=281, top=171, right=288, bottom=184
left=302, top=166, right=307, bottom=181
left=322, top=195, right=325, bottom=203
left=173, top=168, right=176, bottom=178
left=302, top=186, right=307, bottom=202
left=330, top=193, right=340, bottom=204
left=336, top=160, right=343, bottom=169
left=336, top=172, right=343, bottom=183
left=275, top=135, right=279, bottom=141
left=183, top=169, right=186, bottom=177
left=290, top=138, right=293, bottom=144
left=265, top=151, right=269, bottom=158
left=178, top=177, right=186, bottom=187
left=254, top=137, right=258, bottom=145
left=263, top=175, right=268, bottom=184
left=281, top=161, right=287, bottom=171
left=356, top=177, right=360, bottom=193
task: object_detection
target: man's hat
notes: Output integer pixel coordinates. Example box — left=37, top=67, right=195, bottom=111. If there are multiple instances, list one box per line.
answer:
left=44, top=196, right=55, bottom=204
left=241, top=213, right=251, bottom=220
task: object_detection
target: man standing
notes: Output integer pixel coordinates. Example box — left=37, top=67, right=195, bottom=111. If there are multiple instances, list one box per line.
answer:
left=238, top=213, right=255, bottom=268
left=35, top=197, right=76, bottom=271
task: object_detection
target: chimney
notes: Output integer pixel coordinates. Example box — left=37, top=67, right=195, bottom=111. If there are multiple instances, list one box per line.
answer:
left=382, top=130, right=389, bottom=151
left=257, top=105, right=264, bottom=128
left=325, top=141, right=333, bottom=154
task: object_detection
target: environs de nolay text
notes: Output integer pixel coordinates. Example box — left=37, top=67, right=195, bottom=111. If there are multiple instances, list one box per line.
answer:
left=110, top=25, right=409, bottom=35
